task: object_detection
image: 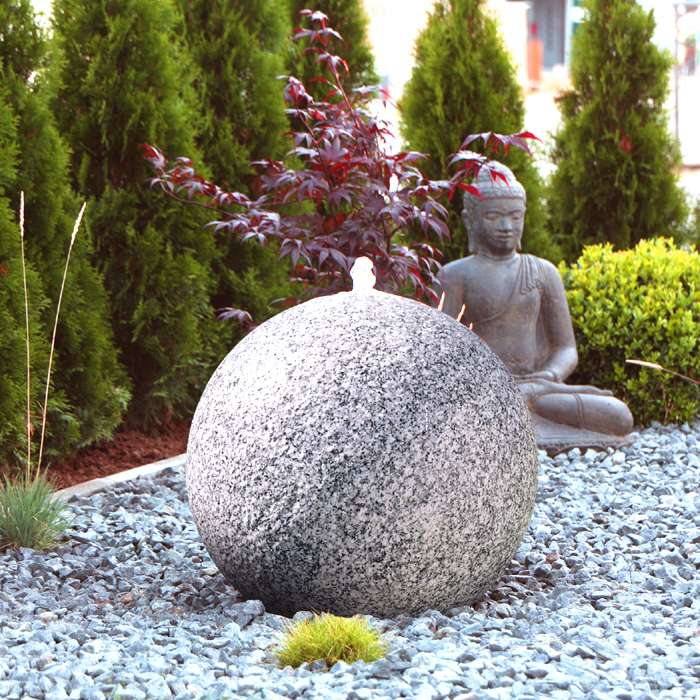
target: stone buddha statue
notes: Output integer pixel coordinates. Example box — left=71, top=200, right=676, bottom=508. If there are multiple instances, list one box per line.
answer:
left=438, top=161, right=633, bottom=452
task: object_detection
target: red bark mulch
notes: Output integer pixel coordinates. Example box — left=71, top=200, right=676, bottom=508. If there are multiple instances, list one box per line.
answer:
left=46, top=420, right=190, bottom=491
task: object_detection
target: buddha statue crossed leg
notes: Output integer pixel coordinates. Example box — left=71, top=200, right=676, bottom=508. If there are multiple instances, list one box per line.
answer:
left=438, top=161, right=633, bottom=452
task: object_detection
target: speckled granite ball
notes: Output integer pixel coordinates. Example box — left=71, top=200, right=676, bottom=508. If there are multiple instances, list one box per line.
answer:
left=187, top=290, right=538, bottom=617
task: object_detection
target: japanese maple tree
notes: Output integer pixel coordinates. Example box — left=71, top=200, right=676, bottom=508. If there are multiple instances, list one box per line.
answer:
left=144, top=9, right=536, bottom=327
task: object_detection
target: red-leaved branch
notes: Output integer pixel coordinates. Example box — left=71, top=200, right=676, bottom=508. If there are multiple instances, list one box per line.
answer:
left=143, top=9, right=538, bottom=328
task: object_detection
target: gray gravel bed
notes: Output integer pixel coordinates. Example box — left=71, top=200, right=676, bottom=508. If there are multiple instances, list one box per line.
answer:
left=1, top=422, right=699, bottom=699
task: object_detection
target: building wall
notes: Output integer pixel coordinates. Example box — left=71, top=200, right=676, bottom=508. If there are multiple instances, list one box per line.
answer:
left=529, top=0, right=566, bottom=69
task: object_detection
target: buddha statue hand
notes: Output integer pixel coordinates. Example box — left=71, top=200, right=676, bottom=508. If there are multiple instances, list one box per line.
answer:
left=519, top=370, right=559, bottom=381
left=516, top=377, right=614, bottom=400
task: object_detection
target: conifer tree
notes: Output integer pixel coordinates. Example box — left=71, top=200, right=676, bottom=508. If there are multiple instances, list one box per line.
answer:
left=549, top=0, right=687, bottom=261
left=51, top=0, right=226, bottom=427
left=177, top=0, right=290, bottom=189
left=288, top=0, right=378, bottom=96
left=0, top=87, right=52, bottom=470
left=175, top=0, right=294, bottom=345
left=400, top=0, right=560, bottom=263
left=0, top=0, right=129, bottom=454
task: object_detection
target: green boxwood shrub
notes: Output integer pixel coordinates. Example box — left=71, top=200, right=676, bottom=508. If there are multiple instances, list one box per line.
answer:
left=561, top=238, right=700, bottom=425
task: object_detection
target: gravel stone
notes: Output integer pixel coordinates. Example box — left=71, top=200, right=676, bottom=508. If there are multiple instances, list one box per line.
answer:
left=1, top=422, right=699, bottom=698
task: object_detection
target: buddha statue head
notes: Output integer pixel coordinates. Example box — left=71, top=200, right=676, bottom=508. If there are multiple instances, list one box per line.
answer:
left=461, top=161, right=526, bottom=256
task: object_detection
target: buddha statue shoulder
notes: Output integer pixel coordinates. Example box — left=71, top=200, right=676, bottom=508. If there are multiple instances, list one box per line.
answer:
left=438, top=161, right=633, bottom=452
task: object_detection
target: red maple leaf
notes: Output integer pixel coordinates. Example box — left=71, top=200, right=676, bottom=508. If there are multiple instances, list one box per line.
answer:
left=619, top=134, right=633, bottom=153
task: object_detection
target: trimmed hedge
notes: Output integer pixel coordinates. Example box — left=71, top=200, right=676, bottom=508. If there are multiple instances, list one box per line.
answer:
left=562, top=238, right=700, bottom=425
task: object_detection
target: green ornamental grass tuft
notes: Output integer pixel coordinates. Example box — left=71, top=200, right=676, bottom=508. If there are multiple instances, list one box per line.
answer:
left=0, top=473, right=69, bottom=551
left=276, top=613, right=388, bottom=669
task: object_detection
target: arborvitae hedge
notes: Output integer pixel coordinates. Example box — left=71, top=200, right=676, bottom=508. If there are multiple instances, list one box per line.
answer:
left=1, top=0, right=129, bottom=455
left=14, top=95, right=132, bottom=452
left=400, top=0, right=561, bottom=263
left=51, top=0, right=226, bottom=428
left=177, top=0, right=290, bottom=189
left=549, top=0, right=687, bottom=262
left=288, top=0, right=378, bottom=96
left=176, top=0, right=294, bottom=346
left=0, top=87, right=51, bottom=471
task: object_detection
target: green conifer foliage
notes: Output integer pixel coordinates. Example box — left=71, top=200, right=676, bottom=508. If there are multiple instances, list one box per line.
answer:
left=0, top=87, right=51, bottom=470
left=288, top=0, right=378, bottom=96
left=14, top=96, right=131, bottom=451
left=0, top=0, right=43, bottom=80
left=176, top=0, right=294, bottom=345
left=177, top=0, right=290, bottom=188
left=400, top=0, right=560, bottom=263
left=51, top=0, right=226, bottom=427
left=549, top=0, right=687, bottom=262
left=0, top=0, right=129, bottom=454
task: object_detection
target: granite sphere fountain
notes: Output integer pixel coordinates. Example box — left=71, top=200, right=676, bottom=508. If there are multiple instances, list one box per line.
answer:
left=186, top=258, right=538, bottom=617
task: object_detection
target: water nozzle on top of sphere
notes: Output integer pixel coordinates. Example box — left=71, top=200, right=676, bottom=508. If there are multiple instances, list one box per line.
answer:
left=350, top=257, right=376, bottom=293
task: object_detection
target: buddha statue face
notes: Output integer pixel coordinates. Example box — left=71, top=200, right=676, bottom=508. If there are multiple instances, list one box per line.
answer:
left=468, top=197, right=525, bottom=256
left=461, top=162, right=526, bottom=256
